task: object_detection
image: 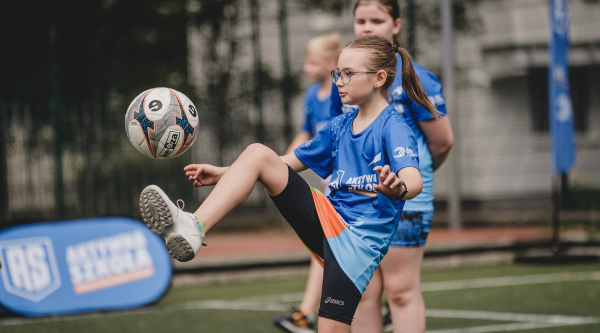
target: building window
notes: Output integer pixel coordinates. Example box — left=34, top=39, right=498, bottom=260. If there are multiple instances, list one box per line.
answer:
left=528, top=66, right=591, bottom=133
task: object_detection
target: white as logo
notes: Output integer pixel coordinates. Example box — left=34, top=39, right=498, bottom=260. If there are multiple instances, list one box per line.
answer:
left=368, top=152, right=381, bottom=166
left=553, top=0, right=569, bottom=36
left=553, top=65, right=567, bottom=86
left=555, top=93, right=572, bottom=122
left=329, top=170, right=345, bottom=190
left=0, top=237, right=61, bottom=302
left=394, top=147, right=417, bottom=159
left=392, top=86, right=404, bottom=97
left=394, top=147, right=406, bottom=158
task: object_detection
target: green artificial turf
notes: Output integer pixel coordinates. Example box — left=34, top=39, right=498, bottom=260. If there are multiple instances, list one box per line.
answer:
left=1, top=263, right=598, bottom=333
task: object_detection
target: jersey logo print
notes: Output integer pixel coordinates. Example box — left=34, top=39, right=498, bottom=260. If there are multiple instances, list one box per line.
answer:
left=170, top=89, right=196, bottom=157
left=133, top=90, right=156, bottom=157
left=368, top=152, right=381, bottom=166
left=394, top=147, right=417, bottom=159
left=329, top=170, right=345, bottom=190
left=394, top=147, right=405, bottom=157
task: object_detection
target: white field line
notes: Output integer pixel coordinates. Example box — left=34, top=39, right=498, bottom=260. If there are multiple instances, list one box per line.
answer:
left=241, top=270, right=600, bottom=302
left=382, top=309, right=600, bottom=333
left=2, top=301, right=598, bottom=329
left=2, top=270, right=600, bottom=327
left=425, top=309, right=600, bottom=325
left=420, top=271, right=600, bottom=292
left=425, top=322, right=568, bottom=333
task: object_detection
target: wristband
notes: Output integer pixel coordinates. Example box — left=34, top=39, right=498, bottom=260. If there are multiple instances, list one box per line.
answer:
left=388, top=180, right=408, bottom=201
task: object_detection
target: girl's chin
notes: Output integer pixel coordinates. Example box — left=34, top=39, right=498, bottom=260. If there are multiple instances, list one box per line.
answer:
left=341, top=95, right=355, bottom=104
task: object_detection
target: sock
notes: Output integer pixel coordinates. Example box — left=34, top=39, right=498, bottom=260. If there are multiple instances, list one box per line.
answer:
left=194, top=213, right=206, bottom=234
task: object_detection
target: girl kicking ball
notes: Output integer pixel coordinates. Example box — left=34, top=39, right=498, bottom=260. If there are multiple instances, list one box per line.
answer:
left=139, top=34, right=437, bottom=333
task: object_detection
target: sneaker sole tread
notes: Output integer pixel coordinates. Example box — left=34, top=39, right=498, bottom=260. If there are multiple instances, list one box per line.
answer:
left=140, top=188, right=173, bottom=235
left=140, top=187, right=195, bottom=262
left=166, top=235, right=195, bottom=262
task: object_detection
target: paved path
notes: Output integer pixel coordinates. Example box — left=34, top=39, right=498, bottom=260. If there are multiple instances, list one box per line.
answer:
left=173, top=227, right=553, bottom=270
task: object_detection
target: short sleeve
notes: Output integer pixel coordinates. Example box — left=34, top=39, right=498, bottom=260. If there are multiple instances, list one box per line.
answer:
left=385, top=122, right=420, bottom=175
left=294, top=122, right=334, bottom=179
left=409, top=69, right=448, bottom=121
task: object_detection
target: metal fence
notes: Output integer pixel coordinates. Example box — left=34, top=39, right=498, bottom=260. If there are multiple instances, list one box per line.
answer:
left=2, top=0, right=599, bottom=230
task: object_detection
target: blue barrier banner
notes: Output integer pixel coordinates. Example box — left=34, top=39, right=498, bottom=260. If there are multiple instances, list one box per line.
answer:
left=549, top=0, right=576, bottom=174
left=0, top=217, right=172, bottom=316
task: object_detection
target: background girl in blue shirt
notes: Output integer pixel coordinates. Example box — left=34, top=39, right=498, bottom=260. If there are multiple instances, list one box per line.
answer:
left=139, top=34, right=437, bottom=333
left=349, top=1, right=454, bottom=333
left=286, top=33, right=342, bottom=153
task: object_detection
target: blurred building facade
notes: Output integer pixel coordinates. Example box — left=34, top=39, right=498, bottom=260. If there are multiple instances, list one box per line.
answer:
left=186, top=0, right=600, bottom=225
left=2, top=0, right=599, bottom=227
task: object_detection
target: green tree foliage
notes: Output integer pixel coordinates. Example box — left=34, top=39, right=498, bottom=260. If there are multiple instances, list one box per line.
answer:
left=0, top=0, right=193, bottom=103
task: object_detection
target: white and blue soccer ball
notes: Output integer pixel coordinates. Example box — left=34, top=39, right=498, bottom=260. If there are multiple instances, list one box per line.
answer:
left=125, top=87, right=199, bottom=159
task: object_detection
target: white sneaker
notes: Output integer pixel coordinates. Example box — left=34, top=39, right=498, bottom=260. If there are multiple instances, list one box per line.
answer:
left=139, top=185, right=205, bottom=262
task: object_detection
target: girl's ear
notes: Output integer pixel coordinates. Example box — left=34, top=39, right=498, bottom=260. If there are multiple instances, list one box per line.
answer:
left=375, top=70, right=387, bottom=88
left=393, top=18, right=402, bottom=36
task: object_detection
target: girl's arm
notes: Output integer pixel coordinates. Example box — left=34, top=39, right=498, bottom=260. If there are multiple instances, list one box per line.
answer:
left=373, top=165, right=422, bottom=200
left=397, top=166, right=423, bottom=199
left=280, top=153, right=309, bottom=173
left=420, top=116, right=454, bottom=171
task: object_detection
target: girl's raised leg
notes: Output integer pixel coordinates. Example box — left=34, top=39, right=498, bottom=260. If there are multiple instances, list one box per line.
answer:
left=140, top=143, right=289, bottom=261
left=194, top=143, right=289, bottom=232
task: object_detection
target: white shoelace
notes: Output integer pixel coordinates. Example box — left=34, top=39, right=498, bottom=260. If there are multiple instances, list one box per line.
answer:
left=177, top=198, right=207, bottom=246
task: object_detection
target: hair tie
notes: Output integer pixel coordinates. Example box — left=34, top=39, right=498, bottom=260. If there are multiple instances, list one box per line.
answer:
left=391, top=44, right=400, bottom=53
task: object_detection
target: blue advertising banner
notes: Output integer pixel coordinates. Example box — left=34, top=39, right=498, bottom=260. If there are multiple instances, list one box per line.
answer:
left=549, top=0, right=576, bottom=174
left=0, top=217, right=172, bottom=316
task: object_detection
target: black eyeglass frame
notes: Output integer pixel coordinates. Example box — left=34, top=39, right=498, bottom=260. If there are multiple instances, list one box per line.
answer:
left=331, top=69, right=378, bottom=84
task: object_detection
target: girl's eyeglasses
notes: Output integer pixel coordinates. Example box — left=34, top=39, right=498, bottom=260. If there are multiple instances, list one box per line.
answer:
left=331, top=69, right=378, bottom=84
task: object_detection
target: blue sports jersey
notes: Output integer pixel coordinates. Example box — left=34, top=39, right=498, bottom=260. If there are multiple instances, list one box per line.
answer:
left=294, top=106, right=419, bottom=293
left=302, top=83, right=339, bottom=136
left=389, top=58, right=447, bottom=211
left=330, top=57, right=447, bottom=212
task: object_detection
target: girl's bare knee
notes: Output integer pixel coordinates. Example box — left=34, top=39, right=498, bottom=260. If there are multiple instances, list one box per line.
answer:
left=243, top=143, right=269, bottom=156
left=386, top=283, right=420, bottom=308
left=241, top=143, right=278, bottom=164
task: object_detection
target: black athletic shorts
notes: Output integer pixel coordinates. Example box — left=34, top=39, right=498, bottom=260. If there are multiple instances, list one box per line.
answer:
left=270, top=166, right=362, bottom=325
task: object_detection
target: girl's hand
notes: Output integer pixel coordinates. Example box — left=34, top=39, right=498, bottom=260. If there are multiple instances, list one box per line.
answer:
left=184, top=164, right=227, bottom=187
left=373, top=165, right=405, bottom=199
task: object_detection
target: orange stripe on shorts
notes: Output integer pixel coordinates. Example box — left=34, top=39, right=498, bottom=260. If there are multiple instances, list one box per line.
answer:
left=311, top=189, right=346, bottom=239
